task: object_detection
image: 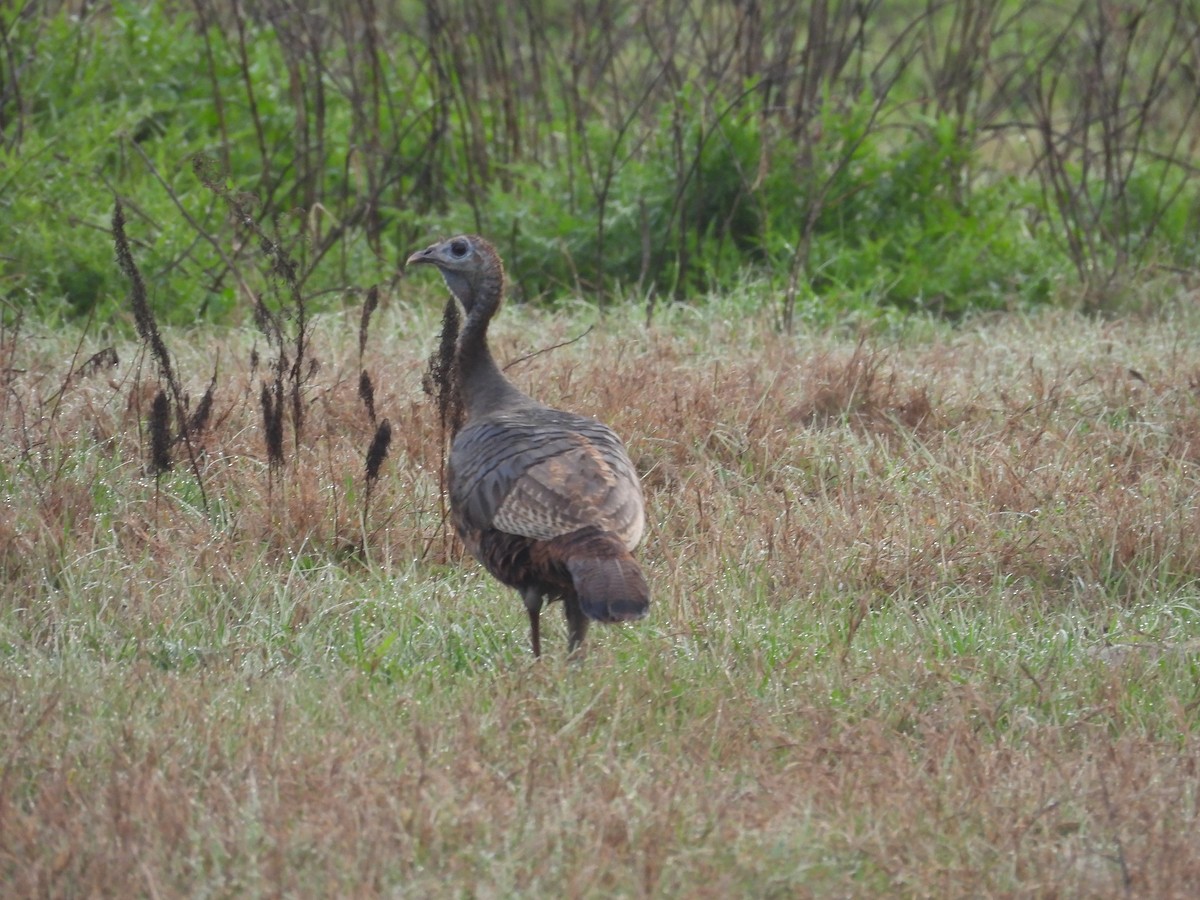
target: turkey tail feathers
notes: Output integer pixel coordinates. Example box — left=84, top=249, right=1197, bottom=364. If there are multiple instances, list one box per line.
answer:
left=566, top=550, right=650, bottom=624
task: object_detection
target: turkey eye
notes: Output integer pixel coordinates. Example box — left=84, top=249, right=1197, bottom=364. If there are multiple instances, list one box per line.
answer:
left=450, top=239, right=469, bottom=257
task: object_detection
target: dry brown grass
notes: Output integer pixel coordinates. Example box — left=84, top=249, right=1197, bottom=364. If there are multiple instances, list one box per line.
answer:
left=2, top=294, right=1200, bottom=895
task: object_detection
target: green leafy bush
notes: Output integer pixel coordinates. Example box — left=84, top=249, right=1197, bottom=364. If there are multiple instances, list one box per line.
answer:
left=2, top=1, right=1197, bottom=327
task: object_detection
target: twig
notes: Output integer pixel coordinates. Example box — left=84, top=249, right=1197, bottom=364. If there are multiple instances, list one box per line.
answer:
left=503, top=325, right=595, bottom=371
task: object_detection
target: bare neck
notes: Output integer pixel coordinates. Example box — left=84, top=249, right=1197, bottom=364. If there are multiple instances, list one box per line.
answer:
left=455, top=274, right=531, bottom=418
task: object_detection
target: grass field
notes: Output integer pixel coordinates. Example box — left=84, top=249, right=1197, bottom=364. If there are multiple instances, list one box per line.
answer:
left=6, top=0, right=1200, bottom=894
left=3, top=286, right=1200, bottom=895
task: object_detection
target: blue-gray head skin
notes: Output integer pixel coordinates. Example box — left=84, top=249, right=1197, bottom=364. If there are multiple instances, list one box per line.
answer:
left=405, top=234, right=505, bottom=320
left=406, top=234, right=526, bottom=417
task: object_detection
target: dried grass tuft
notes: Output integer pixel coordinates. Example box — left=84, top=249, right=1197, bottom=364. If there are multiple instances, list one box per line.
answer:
left=148, top=389, right=172, bottom=475
left=358, top=369, right=377, bottom=425
left=260, top=381, right=284, bottom=471
left=365, top=417, right=392, bottom=484
left=186, top=367, right=216, bottom=438
left=423, top=296, right=463, bottom=439
left=113, top=202, right=174, bottom=388
left=359, top=284, right=380, bottom=363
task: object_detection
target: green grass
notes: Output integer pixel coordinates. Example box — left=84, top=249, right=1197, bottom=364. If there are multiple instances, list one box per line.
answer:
left=3, top=292, right=1200, bottom=894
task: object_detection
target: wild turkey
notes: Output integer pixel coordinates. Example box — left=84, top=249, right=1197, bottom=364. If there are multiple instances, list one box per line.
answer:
left=406, top=234, right=650, bottom=657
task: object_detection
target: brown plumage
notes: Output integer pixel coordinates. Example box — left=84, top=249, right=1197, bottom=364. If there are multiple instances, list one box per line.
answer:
left=407, top=234, right=650, bottom=656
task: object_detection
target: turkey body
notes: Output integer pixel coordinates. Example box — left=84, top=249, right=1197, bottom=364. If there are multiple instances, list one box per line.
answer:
left=407, top=235, right=649, bottom=656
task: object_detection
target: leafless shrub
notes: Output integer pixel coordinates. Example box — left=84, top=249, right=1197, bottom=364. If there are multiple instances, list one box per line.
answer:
left=112, top=201, right=208, bottom=508
left=1019, top=0, right=1200, bottom=307
left=10, top=1, right=1199, bottom=329
left=194, top=154, right=316, bottom=473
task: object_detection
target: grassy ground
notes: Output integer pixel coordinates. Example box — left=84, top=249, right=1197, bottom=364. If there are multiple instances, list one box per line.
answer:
left=3, top=288, right=1200, bottom=895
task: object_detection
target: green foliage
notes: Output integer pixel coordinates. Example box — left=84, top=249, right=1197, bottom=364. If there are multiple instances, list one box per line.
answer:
left=3, top=6, right=214, bottom=324
left=1109, top=160, right=1200, bottom=269
left=2, top=1, right=1197, bottom=326
left=793, top=110, right=1060, bottom=316
left=480, top=97, right=1061, bottom=313
left=1, top=3, right=412, bottom=327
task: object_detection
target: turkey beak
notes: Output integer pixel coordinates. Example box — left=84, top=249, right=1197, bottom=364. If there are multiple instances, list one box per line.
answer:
left=405, top=246, right=437, bottom=270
